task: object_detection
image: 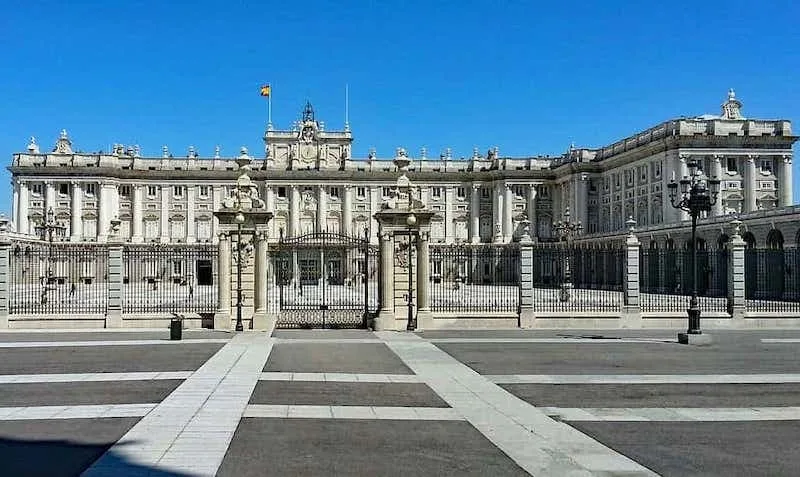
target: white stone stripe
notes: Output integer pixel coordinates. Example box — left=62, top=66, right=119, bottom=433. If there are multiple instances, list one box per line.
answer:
left=0, top=338, right=229, bottom=348
left=82, top=333, right=273, bottom=477
left=0, top=403, right=156, bottom=420
left=272, top=338, right=381, bottom=344
left=761, top=339, right=800, bottom=343
left=0, top=371, right=193, bottom=384
left=260, top=372, right=419, bottom=383
left=376, top=332, right=657, bottom=476
left=542, top=406, right=800, bottom=422
left=429, top=337, right=670, bottom=344
left=489, top=374, right=800, bottom=384
left=244, top=404, right=463, bottom=420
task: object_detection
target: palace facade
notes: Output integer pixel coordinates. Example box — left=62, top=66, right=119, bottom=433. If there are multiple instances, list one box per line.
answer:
left=7, top=90, right=796, bottom=245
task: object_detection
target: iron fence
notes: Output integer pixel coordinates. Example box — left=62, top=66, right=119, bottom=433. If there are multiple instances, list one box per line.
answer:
left=122, top=245, right=218, bottom=314
left=530, top=244, right=624, bottom=312
left=8, top=241, right=108, bottom=315
left=430, top=244, right=520, bottom=314
left=639, top=246, right=728, bottom=313
left=745, top=247, right=800, bottom=313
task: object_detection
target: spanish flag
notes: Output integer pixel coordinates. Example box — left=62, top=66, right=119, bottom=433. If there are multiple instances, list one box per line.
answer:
left=260, top=84, right=271, bottom=97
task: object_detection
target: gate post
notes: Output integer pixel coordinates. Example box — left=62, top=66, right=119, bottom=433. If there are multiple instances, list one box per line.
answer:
left=0, top=235, right=11, bottom=329
left=106, top=242, right=124, bottom=328
left=518, top=231, right=535, bottom=328
left=415, top=231, right=433, bottom=329
left=621, top=222, right=642, bottom=328
left=375, top=230, right=395, bottom=330
left=253, top=231, right=273, bottom=331
left=214, top=233, right=232, bottom=330
left=728, top=221, right=746, bottom=325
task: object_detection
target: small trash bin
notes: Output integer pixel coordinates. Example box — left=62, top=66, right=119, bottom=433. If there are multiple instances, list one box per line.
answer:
left=170, top=318, right=182, bottom=341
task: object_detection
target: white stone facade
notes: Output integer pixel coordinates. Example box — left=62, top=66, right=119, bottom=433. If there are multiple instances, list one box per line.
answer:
left=8, top=92, right=795, bottom=244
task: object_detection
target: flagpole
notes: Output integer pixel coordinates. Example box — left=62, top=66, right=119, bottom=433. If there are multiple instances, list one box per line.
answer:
left=267, top=84, right=273, bottom=131
left=344, top=83, right=350, bottom=132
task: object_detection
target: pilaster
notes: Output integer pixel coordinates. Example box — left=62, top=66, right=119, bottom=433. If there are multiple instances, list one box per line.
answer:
left=289, top=185, right=300, bottom=237
left=527, top=185, right=537, bottom=241
left=71, top=181, right=82, bottom=242
left=711, top=155, right=724, bottom=216
left=503, top=183, right=513, bottom=243
left=678, top=155, right=690, bottom=221
left=131, top=184, right=143, bottom=243
left=45, top=181, right=56, bottom=214
left=18, top=181, right=29, bottom=235
left=492, top=183, right=503, bottom=243
left=744, top=155, right=757, bottom=212
left=317, top=185, right=326, bottom=232
left=106, top=242, right=123, bottom=328
left=342, top=185, right=353, bottom=236
left=780, top=155, right=793, bottom=207
left=444, top=187, right=454, bottom=243
left=160, top=186, right=169, bottom=243
left=186, top=185, right=196, bottom=243
left=470, top=184, right=480, bottom=243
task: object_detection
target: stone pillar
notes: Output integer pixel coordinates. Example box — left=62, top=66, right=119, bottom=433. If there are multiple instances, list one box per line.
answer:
left=106, top=242, right=123, bottom=328
left=253, top=232, right=271, bottom=330
left=711, top=155, right=724, bottom=216
left=518, top=235, right=534, bottom=328
left=621, top=229, right=642, bottom=328
left=317, top=185, right=326, bottom=233
left=289, top=185, right=300, bottom=237
left=186, top=185, right=196, bottom=243
left=470, top=184, right=480, bottom=243
left=527, top=185, right=537, bottom=240
left=214, top=233, right=232, bottom=330
left=728, top=231, right=747, bottom=324
left=131, top=184, right=143, bottom=243
left=342, top=185, right=353, bottom=236
left=415, top=231, right=432, bottom=329
left=780, top=155, right=793, bottom=207
left=744, top=155, right=757, bottom=212
left=375, top=231, right=395, bottom=330
left=503, top=183, right=513, bottom=242
left=160, top=186, right=170, bottom=243
left=678, top=155, right=690, bottom=221
left=0, top=237, right=10, bottom=328
left=444, top=187, right=454, bottom=243
left=492, top=183, right=503, bottom=243
left=71, top=181, right=82, bottom=242
left=45, top=181, right=56, bottom=213
left=18, top=181, right=29, bottom=235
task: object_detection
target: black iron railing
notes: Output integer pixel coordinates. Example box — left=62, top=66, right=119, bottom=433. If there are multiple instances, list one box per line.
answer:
left=745, top=247, right=800, bottom=313
left=639, top=247, right=728, bottom=313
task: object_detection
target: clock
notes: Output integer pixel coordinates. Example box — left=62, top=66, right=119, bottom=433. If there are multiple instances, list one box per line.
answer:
left=300, top=144, right=316, bottom=162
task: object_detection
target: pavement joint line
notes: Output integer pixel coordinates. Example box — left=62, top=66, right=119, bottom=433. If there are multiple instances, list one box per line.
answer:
left=0, top=371, right=194, bottom=384
left=272, top=338, right=382, bottom=344
left=0, top=403, right=157, bottom=420
left=542, top=406, right=800, bottom=421
left=375, top=330, right=659, bottom=476
left=428, top=337, right=673, bottom=344
left=82, top=332, right=273, bottom=477
left=489, top=373, right=800, bottom=384
left=761, top=339, right=800, bottom=343
left=259, top=372, right=420, bottom=382
left=243, top=404, right=464, bottom=420
left=0, top=328, right=234, bottom=334
left=0, top=338, right=230, bottom=348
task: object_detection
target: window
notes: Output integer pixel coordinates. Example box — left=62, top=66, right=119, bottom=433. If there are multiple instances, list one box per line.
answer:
left=456, top=187, right=466, bottom=199
left=172, top=260, right=183, bottom=276
left=513, top=185, right=525, bottom=198
left=726, top=181, right=740, bottom=189
left=539, top=186, right=549, bottom=198
left=759, top=181, right=774, bottom=190
left=357, top=187, right=366, bottom=198
left=119, top=185, right=131, bottom=197
left=199, top=186, right=209, bottom=198
left=173, top=186, right=184, bottom=198
left=726, top=157, right=738, bottom=173
left=85, top=184, right=96, bottom=196
left=625, top=170, right=634, bottom=186
left=329, top=187, right=340, bottom=199
left=760, top=159, right=773, bottom=174
left=31, top=183, right=43, bottom=196
left=431, top=187, right=442, bottom=198
left=614, top=174, right=620, bottom=187
left=147, top=186, right=157, bottom=197
left=382, top=187, right=392, bottom=198
left=58, top=183, right=69, bottom=196
left=480, top=187, right=489, bottom=199
left=654, top=162, right=662, bottom=179
left=277, top=186, right=287, bottom=199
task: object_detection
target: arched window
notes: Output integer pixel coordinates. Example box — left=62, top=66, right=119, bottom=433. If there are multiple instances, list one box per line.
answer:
left=742, top=232, right=756, bottom=249
left=717, top=234, right=730, bottom=250
left=766, top=229, right=784, bottom=250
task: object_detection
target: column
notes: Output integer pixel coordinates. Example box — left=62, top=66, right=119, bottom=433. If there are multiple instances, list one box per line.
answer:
left=577, top=174, right=589, bottom=229
left=18, top=181, right=28, bottom=235
left=71, top=182, right=82, bottom=241
left=711, top=155, right=724, bottom=216
left=415, top=231, right=432, bottom=329
left=160, top=185, right=169, bottom=243
left=253, top=232, right=268, bottom=328
left=131, top=184, right=143, bottom=243
left=45, top=181, right=56, bottom=212
left=289, top=185, right=300, bottom=237
left=470, top=184, right=480, bottom=243
left=780, top=155, right=793, bottom=207
left=728, top=229, right=746, bottom=322
left=492, top=183, right=503, bottom=243
left=444, top=186, right=454, bottom=243
left=744, top=155, right=757, bottom=212
left=678, top=155, right=690, bottom=221
left=369, top=187, right=379, bottom=244
left=317, top=185, right=326, bottom=233
left=527, top=184, right=537, bottom=239
left=375, top=230, right=395, bottom=330
left=214, top=233, right=231, bottom=330
left=503, top=183, right=513, bottom=242
left=186, top=185, right=196, bottom=243
left=98, top=182, right=109, bottom=242
left=212, top=186, right=222, bottom=243
left=518, top=235, right=534, bottom=328
left=264, top=185, right=275, bottom=240
left=342, top=185, right=353, bottom=236
left=11, top=183, right=18, bottom=235
left=622, top=228, right=642, bottom=328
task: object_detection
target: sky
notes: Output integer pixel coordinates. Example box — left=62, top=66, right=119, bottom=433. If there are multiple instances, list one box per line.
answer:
left=1, top=0, right=798, bottom=216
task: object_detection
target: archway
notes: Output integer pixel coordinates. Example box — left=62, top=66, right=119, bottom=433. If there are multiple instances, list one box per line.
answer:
left=765, top=229, right=785, bottom=298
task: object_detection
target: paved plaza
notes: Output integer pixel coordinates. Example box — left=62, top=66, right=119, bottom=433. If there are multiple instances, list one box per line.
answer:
left=0, top=328, right=799, bottom=476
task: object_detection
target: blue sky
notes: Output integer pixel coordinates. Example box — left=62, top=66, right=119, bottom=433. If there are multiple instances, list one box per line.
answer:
left=1, top=0, right=798, bottom=216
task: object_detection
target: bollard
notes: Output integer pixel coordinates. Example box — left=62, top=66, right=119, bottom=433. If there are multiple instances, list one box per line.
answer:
left=170, top=314, right=183, bottom=341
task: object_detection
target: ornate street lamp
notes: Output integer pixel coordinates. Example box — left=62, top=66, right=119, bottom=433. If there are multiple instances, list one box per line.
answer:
left=35, top=207, right=66, bottom=304
left=406, top=213, right=417, bottom=331
left=667, top=159, right=720, bottom=336
left=234, top=212, right=246, bottom=332
left=553, top=206, right=582, bottom=302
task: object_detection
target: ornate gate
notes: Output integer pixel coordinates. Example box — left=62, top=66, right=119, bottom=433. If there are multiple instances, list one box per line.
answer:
left=273, top=231, right=379, bottom=328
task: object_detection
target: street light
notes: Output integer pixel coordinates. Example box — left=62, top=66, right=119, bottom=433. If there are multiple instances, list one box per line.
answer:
left=553, top=206, right=582, bottom=302
left=234, top=212, right=246, bottom=332
left=35, top=207, right=66, bottom=304
left=667, top=159, right=720, bottom=335
left=406, top=213, right=417, bottom=331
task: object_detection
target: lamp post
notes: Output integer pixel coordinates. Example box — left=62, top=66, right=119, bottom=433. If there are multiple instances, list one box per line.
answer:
left=667, top=159, right=720, bottom=335
left=35, top=207, right=66, bottom=304
left=406, top=213, right=417, bottom=331
left=553, top=206, right=582, bottom=302
left=234, top=212, right=245, bottom=332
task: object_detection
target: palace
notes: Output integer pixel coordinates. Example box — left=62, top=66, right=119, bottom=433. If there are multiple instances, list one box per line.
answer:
left=7, top=90, right=796, bottom=245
